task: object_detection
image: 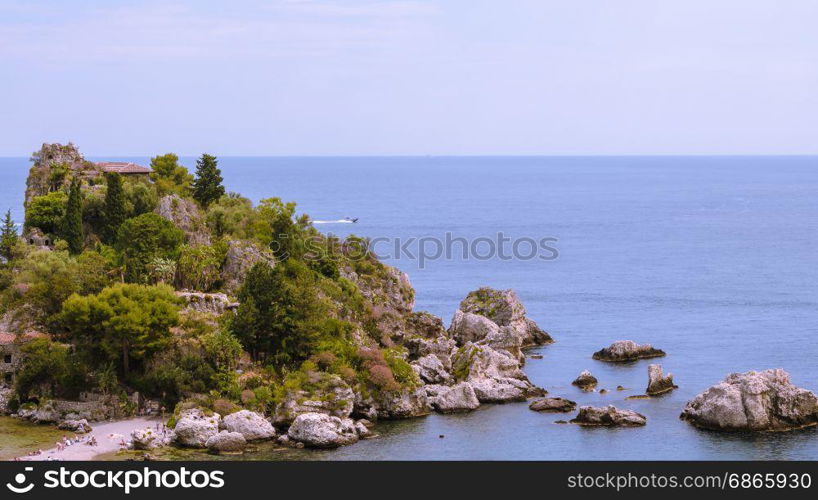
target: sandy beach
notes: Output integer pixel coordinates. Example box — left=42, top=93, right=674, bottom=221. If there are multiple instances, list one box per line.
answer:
left=19, top=417, right=162, bottom=461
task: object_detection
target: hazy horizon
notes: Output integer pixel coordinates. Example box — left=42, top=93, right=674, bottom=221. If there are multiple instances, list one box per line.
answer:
left=2, top=0, right=817, bottom=156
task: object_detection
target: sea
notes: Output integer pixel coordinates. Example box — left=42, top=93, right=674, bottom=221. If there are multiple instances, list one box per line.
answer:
left=2, top=155, right=817, bottom=460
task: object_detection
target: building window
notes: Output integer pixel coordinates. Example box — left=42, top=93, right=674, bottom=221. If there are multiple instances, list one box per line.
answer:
left=3, top=373, right=11, bottom=384
left=2, top=354, right=10, bottom=364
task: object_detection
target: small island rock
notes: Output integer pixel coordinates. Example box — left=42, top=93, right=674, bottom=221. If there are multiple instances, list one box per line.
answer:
left=646, top=364, right=677, bottom=395
left=529, top=397, right=577, bottom=413
left=592, top=340, right=665, bottom=362
left=570, top=405, right=647, bottom=427
left=572, top=370, right=598, bottom=390
left=680, top=369, right=818, bottom=431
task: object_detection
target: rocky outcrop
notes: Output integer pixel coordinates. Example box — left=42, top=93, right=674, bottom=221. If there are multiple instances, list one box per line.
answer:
left=131, top=428, right=170, bottom=450
left=25, top=143, right=91, bottom=205
left=405, top=336, right=456, bottom=370
left=0, top=387, right=11, bottom=415
left=373, top=388, right=431, bottom=419
left=680, top=369, right=818, bottom=432
left=57, top=419, right=92, bottom=433
left=221, top=240, right=276, bottom=293
left=411, top=354, right=453, bottom=385
left=287, top=413, right=360, bottom=448
left=646, top=364, right=677, bottom=395
left=31, top=404, right=60, bottom=424
left=570, top=406, right=647, bottom=427
left=173, top=409, right=220, bottom=448
left=176, top=292, right=238, bottom=315
left=572, top=370, right=598, bottom=390
left=206, top=431, right=246, bottom=453
left=529, top=397, right=577, bottom=413
left=221, top=410, right=276, bottom=441
left=425, top=382, right=481, bottom=413
left=456, top=287, right=552, bottom=346
left=156, top=194, right=210, bottom=245
left=451, top=342, right=545, bottom=403
left=592, top=340, right=665, bottom=362
left=273, top=374, right=355, bottom=426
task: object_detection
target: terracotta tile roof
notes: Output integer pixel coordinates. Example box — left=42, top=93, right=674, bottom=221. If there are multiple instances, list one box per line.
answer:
left=0, top=332, right=49, bottom=344
left=96, top=162, right=153, bottom=175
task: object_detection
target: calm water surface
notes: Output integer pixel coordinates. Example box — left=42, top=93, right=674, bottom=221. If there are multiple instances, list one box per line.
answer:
left=2, top=156, right=817, bottom=460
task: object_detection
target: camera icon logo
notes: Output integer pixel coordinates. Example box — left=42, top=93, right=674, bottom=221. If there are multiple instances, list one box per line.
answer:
left=6, top=467, right=34, bottom=494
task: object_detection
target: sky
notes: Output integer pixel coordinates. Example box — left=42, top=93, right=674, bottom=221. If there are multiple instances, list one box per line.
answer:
left=0, top=0, right=817, bottom=156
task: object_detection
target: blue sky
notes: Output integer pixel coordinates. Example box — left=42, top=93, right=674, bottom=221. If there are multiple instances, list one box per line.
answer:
left=0, top=0, right=816, bottom=156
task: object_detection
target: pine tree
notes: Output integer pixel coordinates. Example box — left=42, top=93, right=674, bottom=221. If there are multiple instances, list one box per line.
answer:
left=192, top=154, right=225, bottom=208
left=62, top=178, right=84, bottom=254
left=104, top=172, right=126, bottom=243
left=0, top=209, right=17, bottom=262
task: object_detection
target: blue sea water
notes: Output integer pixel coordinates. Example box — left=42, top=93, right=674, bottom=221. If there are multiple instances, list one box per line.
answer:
left=2, top=155, right=818, bottom=460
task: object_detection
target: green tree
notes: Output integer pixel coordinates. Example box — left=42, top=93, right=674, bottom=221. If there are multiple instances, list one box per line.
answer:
left=124, top=182, right=158, bottom=218
left=150, top=153, right=193, bottom=196
left=231, top=260, right=324, bottom=365
left=14, top=337, right=87, bottom=400
left=103, top=172, right=126, bottom=243
left=192, top=154, right=225, bottom=208
left=0, top=209, right=17, bottom=261
left=59, top=283, right=181, bottom=375
left=115, top=213, right=184, bottom=283
left=24, top=191, right=67, bottom=235
left=62, top=179, right=83, bottom=254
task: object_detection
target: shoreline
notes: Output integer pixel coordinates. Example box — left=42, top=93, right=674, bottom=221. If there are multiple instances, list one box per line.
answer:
left=16, top=417, right=162, bottom=461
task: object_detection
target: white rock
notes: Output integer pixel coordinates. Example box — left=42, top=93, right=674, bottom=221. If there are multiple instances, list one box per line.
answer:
left=206, top=431, right=246, bottom=453
left=173, top=409, right=220, bottom=448
left=427, top=382, right=480, bottom=413
left=287, top=413, right=360, bottom=448
left=681, top=369, right=818, bottom=431
left=222, top=410, right=276, bottom=441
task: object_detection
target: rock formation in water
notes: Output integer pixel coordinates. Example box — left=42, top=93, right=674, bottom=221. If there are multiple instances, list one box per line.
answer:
left=645, top=364, right=677, bottom=395
left=206, top=431, right=247, bottom=454
left=450, top=287, right=552, bottom=362
left=570, top=405, right=647, bottom=427
left=529, top=397, right=577, bottom=413
left=286, top=412, right=362, bottom=449
left=572, top=370, right=598, bottom=390
left=680, top=369, right=818, bottom=432
left=592, top=340, right=665, bottom=362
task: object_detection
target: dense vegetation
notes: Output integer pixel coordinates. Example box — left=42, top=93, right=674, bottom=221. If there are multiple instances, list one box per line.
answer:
left=0, top=144, right=417, bottom=416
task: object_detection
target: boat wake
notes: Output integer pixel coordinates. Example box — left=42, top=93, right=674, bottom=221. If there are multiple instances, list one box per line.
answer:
left=312, top=217, right=358, bottom=224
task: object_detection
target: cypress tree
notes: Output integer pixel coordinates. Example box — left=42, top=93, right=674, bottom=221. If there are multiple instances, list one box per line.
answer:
left=192, top=154, right=225, bottom=208
left=0, top=209, right=17, bottom=261
left=62, top=178, right=84, bottom=254
left=104, top=172, right=126, bottom=243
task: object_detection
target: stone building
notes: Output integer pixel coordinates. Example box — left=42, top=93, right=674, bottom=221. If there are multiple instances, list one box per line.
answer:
left=0, top=332, right=48, bottom=387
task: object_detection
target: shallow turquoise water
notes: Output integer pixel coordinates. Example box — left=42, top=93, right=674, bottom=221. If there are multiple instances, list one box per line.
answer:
left=2, top=155, right=817, bottom=459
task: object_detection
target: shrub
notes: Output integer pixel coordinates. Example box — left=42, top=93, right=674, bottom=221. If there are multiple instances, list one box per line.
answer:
left=175, top=244, right=222, bottom=291
left=367, top=364, right=400, bottom=392
left=116, top=212, right=184, bottom=283
left=25, top=191, right=67, bottom=235
left=212, top=398, right=239, bottom=416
